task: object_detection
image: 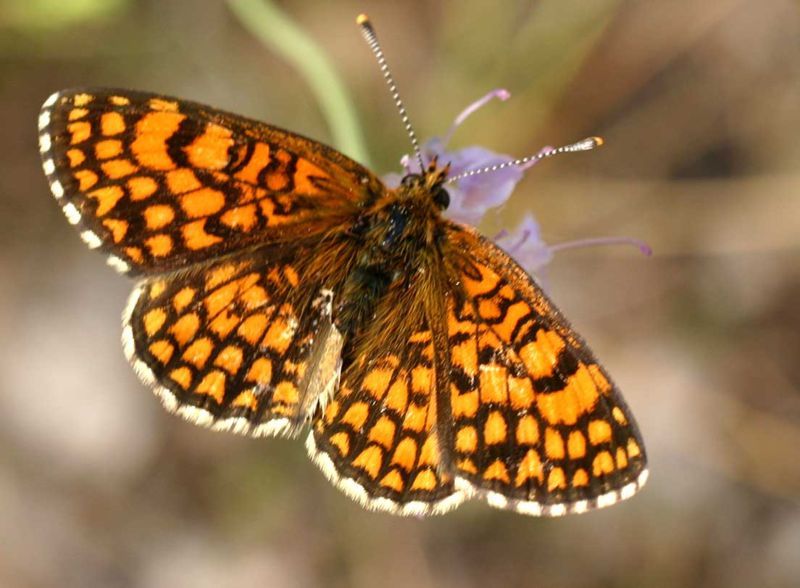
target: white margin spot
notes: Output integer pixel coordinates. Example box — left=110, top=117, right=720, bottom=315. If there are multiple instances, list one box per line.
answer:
left=80, top=230, right=102, bottom=249
left=401, top=501, right=429, bottom=517
left=62, top=202, right=81, bottom=225
left=252, top=418, right=292, bottom=438
left=132, top=359, right=156, bottom=387
left=212, top=417, right=253, bottom=436
left=38, top=110, right=51, bottom=131
left=620, top=481, right=638, bottom=501
left=42, top=91, right=59, bottom=108
left=515, top=500, right=543, bottom=517
left=39, top=133, right=51, bottom=153
left=572, top=500, right=589, bottom=514
left=486, top=491, right=508, bottom=509
left=107, top=255, right=130, bottom=274
left=596, top=490, right=619, bottom=509
left=339, top=478, right=369, bottom=505
left=121, top=325, right=136, bottom=362
left=50, top=180, right=64, bottom=199
left=454, top=477, right=474, bottom=494
left=369, top=497, right=406, bottom=514
left=154, top=386, right=178, bottom=413
left=42, top=159, right=55, bottom=175
left=122, top=287, right=142, bottom=328
left=433, top=492, right=466, bottom=515
left=177, top=405, right=214, bottom=428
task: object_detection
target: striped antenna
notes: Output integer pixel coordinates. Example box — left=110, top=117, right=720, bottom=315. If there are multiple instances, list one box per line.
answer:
left=447, top=136, right=605, bottom=183
left=357, top=14, right=425, bottom=172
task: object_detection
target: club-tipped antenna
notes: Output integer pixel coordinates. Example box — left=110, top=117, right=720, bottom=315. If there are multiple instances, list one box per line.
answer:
left=357, top=14, right=425, bottom=172
left=448, top=136, right=605, bottom=184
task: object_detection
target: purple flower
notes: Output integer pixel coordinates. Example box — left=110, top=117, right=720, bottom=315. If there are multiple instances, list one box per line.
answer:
left=384, top=89, right=536, bottom=226
left=384, top=89, right=652, bottom=276
left=494, top=213, right=554, bottom=274
left=496, top=216, right=652, bottom=278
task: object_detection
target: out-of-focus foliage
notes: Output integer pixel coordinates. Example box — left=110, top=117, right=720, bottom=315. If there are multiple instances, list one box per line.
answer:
left=0, top=0, right=129, bottom=31
left=227, top=0, right=369, bottom=165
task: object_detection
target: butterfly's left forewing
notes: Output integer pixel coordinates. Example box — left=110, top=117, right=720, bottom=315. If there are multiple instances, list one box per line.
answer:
left=39, top=89, right=383, bottom=275
left=441, top=223, right=648, bottom=515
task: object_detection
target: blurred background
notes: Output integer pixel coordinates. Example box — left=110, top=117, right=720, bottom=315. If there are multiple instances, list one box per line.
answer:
left=2, top=0, right=799, bottom=586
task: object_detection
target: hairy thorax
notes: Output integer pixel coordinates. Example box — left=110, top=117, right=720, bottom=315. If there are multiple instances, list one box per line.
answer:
left=333, top=171, right=450, bottom=338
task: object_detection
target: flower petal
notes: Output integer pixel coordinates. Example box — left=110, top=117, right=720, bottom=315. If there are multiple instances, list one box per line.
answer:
left=494, top=213, right=554, bottom=274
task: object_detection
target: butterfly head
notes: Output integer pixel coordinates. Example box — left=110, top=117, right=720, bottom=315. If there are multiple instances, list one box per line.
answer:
left=363, top=157, right=451, bottom=259
left=399, top=156, right=451, bottom=211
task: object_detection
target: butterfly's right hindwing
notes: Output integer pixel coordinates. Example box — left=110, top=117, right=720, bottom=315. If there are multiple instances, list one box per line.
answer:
left=307, top=275, right=465, bottom=516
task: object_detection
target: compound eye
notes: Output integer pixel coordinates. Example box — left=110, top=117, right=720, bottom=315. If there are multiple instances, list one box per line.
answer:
left=400, top=173, right=418, bottom=187
left=432, top=187, right=450, bottom=210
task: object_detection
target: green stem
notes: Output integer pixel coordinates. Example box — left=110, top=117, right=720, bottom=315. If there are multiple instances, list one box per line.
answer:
left=227, top=0, right=370, bottom=166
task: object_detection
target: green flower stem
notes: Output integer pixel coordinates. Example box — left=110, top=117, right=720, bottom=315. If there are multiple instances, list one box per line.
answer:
left=227, top=0, right=370, bottom=166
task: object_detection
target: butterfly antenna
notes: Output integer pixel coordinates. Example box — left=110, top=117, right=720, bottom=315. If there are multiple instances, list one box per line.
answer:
left=357, top=14, right=425, bottom=172
left=447, top=136, right=605, bottom=184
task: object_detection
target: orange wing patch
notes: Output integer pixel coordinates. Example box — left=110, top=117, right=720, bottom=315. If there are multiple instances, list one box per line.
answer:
left=40, top=89, right=386, bottom=275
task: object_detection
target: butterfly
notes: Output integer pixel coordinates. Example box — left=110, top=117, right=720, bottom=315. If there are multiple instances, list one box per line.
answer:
left=37, top=15, right=647, bottom=517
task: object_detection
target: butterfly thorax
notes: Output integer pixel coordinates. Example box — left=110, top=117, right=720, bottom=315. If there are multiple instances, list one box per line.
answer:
left=369, top=172, right=448, bottom=249
left=333, top=169, right=450, bottom=338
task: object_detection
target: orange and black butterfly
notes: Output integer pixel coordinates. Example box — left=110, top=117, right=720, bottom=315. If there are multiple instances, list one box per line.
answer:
left=38, top=15, right=646, bottom=517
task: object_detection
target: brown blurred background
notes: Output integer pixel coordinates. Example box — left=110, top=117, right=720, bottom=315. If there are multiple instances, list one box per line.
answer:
left=2, top=0, right=799, bottom=586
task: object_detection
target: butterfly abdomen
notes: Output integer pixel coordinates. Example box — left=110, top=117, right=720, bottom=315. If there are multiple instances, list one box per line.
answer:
left=334, top=263, right=394, bottom=338
left=332, top=187, right=442, bottom=345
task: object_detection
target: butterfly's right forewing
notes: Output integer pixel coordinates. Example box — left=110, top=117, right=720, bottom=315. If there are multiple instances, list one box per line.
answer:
left=441, top=223, right=648, bottom=515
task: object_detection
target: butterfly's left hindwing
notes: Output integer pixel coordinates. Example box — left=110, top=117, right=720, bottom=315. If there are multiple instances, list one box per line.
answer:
left=39, top=89, right=383, bottom=275
left=124, top=240, right=357, bottom=437
left=441, top=223, right=648, bottom=515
